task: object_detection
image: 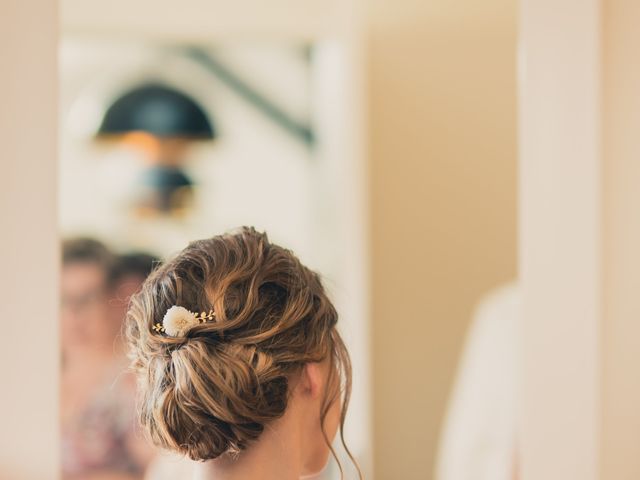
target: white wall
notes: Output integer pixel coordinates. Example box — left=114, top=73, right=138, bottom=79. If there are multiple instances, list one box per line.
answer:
left=518, top=1, right=601, bottom=479
left=519, top=1, right=640, bottom=479
left=59, top=39, right=316, bottom=261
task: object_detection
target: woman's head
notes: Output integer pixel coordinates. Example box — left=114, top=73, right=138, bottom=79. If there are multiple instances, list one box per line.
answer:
left=126, top=227, right=356, bottom=476
left=61, top=237, right=117, bottom=352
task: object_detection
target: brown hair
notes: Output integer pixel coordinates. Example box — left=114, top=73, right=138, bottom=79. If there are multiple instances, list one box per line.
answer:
left=126, top=227, right=360, bottom=477
left=62, top=237, right=114, bottom=271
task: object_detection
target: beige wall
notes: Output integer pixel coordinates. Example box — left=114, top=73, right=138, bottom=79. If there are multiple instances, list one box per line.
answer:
left=368, top=1, right=517, bottom=478
left=6, top=1, right=640, bottom=479
left=0, top=1, right=518, bottom=478
left=0, top=0, right=59, bottom=478
left=602, top=1, right=640, bottom=478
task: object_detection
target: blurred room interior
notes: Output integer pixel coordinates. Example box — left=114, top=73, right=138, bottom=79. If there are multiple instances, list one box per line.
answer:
left=3, top=0, right=640, bottom=479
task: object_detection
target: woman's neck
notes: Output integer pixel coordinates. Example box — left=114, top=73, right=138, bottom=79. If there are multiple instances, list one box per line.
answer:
left=193, top=410, right=304, bottom=480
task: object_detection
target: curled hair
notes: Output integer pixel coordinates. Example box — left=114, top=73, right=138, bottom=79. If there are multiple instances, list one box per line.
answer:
left=126, top=227, right=360, bottom=477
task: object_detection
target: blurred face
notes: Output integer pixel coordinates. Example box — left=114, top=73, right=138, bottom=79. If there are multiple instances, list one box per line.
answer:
left=60, top=262, right=114, bottom=353
left=300, top=359, right=342, bottom=477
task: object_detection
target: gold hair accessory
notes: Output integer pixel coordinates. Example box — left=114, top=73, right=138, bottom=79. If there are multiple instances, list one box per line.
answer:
left=153, top=305, right=216, bottom=337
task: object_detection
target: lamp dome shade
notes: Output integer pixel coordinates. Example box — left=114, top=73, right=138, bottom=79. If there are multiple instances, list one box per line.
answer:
left=97, top=83, right=215, bottom=139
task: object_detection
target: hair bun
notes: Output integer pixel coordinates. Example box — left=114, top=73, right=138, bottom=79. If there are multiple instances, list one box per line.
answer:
left=125, top=227, right=349, bottom=462
left=143, top=338, right=289, bottom=460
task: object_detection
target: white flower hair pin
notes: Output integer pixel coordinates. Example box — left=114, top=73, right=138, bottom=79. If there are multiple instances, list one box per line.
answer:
left=152, top=305, right=216, bottom=337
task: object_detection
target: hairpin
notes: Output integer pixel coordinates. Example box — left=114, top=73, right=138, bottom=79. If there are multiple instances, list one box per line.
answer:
left=152, top=305, right=216, bottom=337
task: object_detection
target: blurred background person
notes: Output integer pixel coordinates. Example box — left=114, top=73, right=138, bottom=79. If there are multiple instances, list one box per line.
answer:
left=60, top=238, right=155, bottom=480
left=435, top=283, right=520, bottom=480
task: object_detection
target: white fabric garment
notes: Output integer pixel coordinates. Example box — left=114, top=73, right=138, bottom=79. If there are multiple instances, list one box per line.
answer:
left=435, top=282, right=520, bottom=480
left=144, top=452, right=195, bottom=480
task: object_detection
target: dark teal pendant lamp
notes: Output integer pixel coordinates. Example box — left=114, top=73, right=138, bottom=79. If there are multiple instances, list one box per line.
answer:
left=97, top=83, right=215, bottom=216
